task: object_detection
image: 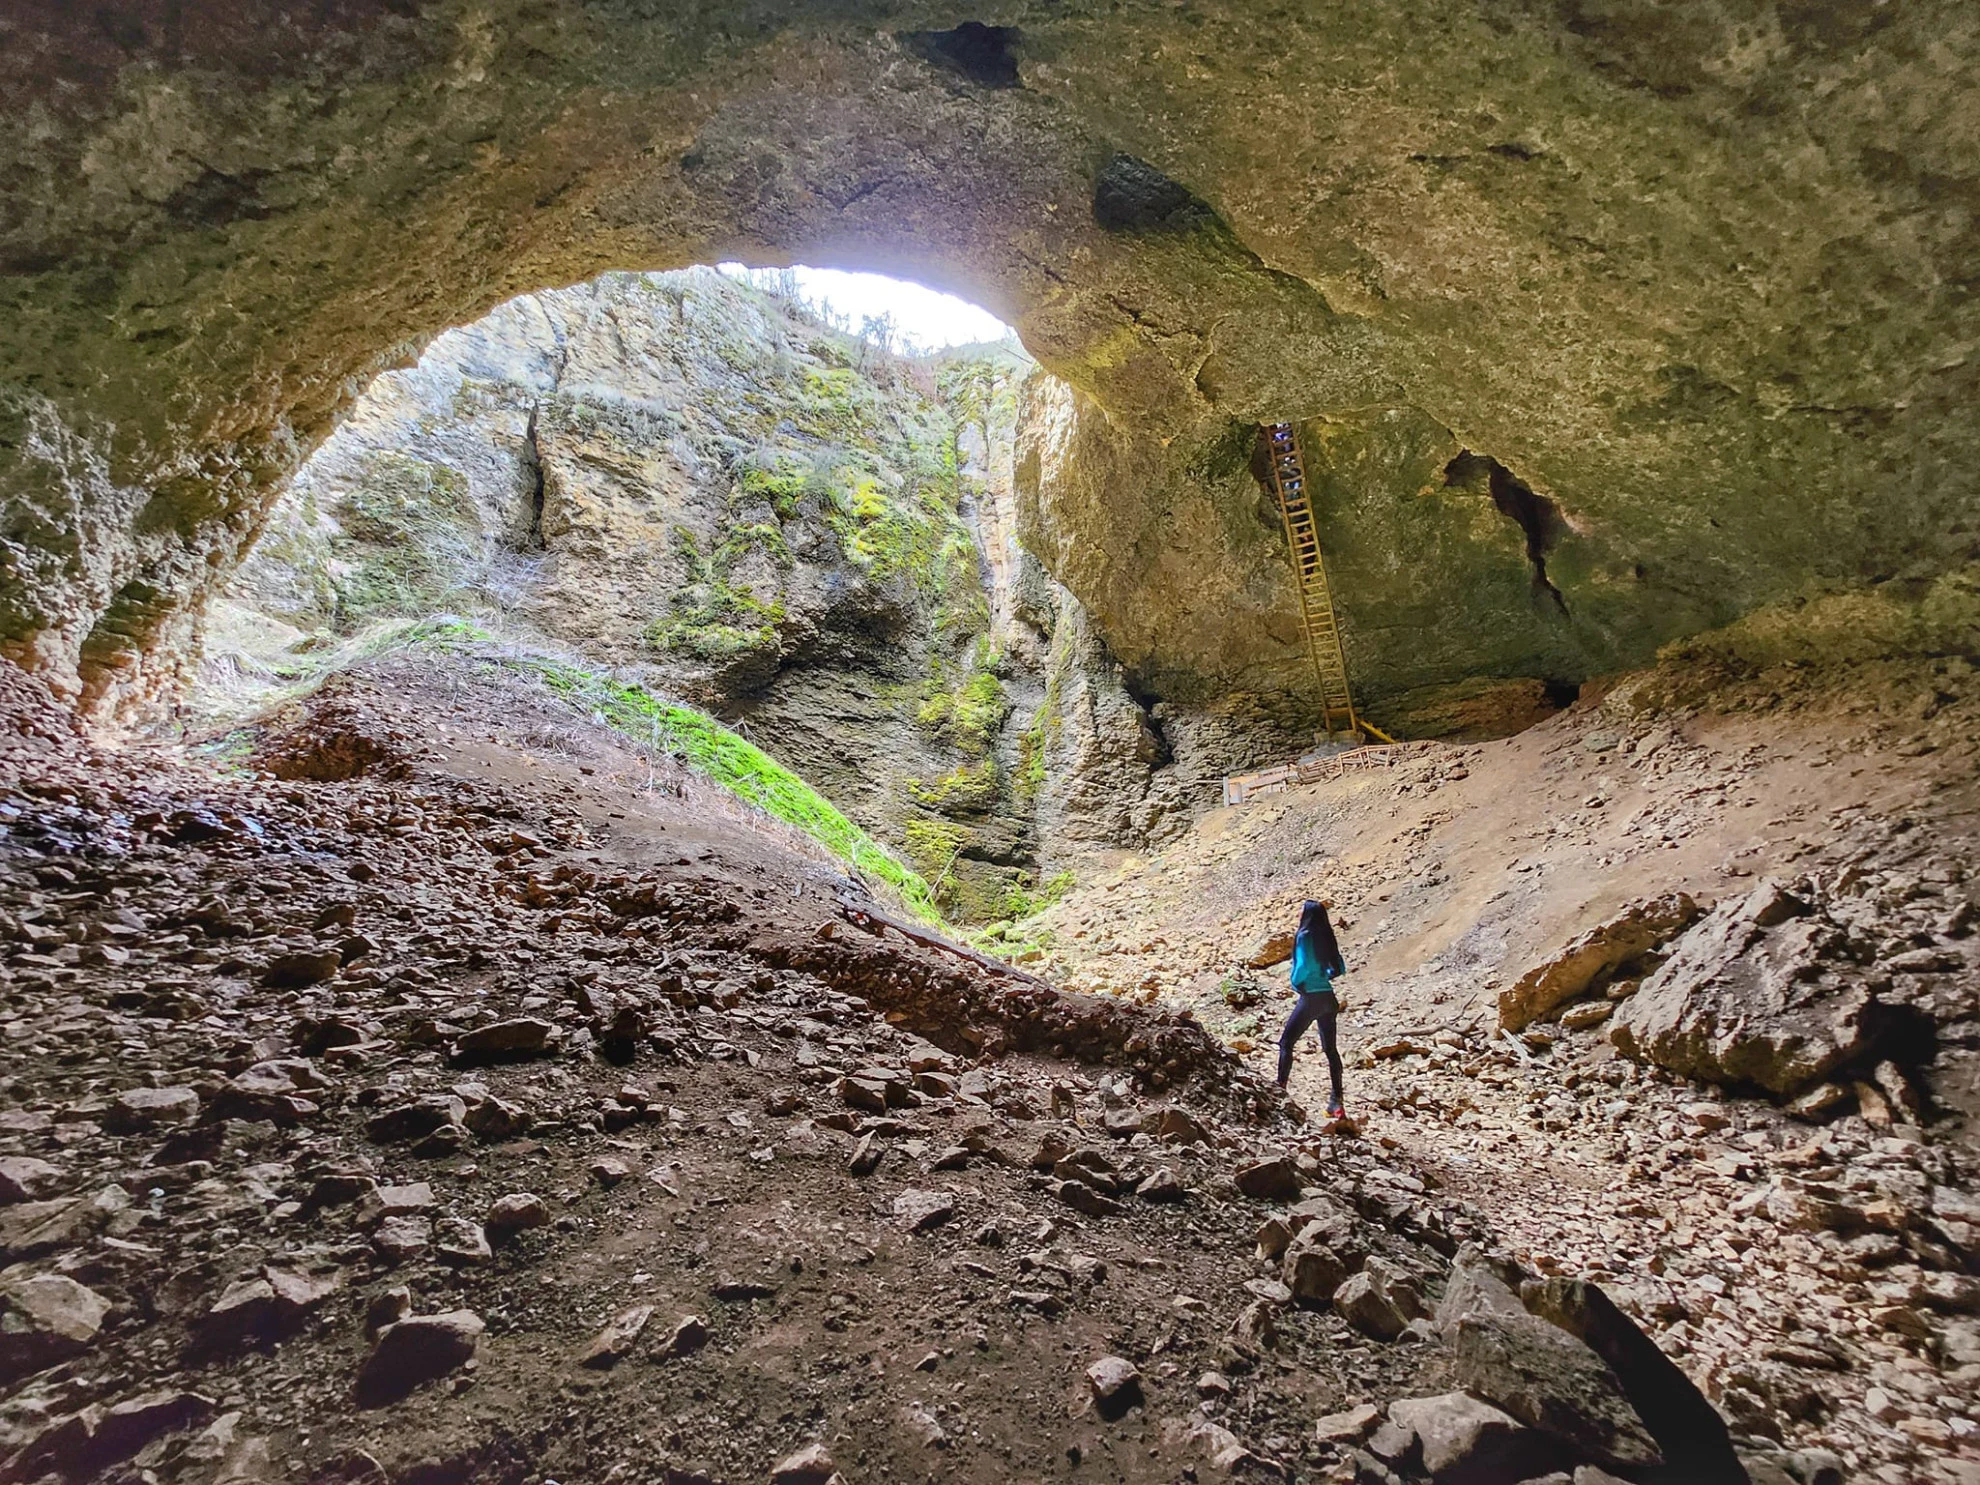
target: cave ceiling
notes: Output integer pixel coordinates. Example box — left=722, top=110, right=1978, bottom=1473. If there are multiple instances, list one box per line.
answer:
left=2, top=1, right=1976, bottom=714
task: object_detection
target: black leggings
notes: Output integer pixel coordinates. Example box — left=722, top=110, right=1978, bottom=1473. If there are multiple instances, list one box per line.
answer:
left=1278, top=991, right=1343, bottom=1105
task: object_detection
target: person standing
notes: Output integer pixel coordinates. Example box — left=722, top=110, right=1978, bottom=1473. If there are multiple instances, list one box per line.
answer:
left=1276, top=898, right=1348, bottom=1119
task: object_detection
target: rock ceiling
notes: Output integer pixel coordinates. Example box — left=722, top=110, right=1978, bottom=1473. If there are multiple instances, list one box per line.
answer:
left=2, top=2, right=1975, bottom=714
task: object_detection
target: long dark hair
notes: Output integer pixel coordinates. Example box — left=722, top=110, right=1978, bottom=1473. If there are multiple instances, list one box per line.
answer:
left=1297, top=899, right=1346, bottom=978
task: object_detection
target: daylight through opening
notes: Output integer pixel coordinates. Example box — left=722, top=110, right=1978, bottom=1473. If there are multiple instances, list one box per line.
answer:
left=206, top=266, right=1081, bottom=931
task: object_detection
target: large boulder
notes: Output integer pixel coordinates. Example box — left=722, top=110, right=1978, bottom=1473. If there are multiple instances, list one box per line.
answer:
left=1609, top=880, right=1893, bottom=1095
left=1388, top=1392, right=1563, bottom=1485
left=1234, top=1156, right=1301, bottom=1201
left=190, top=1268, right=344, bottom=1360
left=1435, top=1258, right=1661, bottom=1475
left=1521, top=1277, right=1746, bottom=1485
left=1334, top=1256, right=1427, bottom=1341
left=1499, top=894, right=1701, bottom=1032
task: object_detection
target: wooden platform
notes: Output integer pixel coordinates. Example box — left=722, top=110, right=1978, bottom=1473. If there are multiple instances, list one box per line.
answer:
left=1223, top=740, right=1440, bottom=807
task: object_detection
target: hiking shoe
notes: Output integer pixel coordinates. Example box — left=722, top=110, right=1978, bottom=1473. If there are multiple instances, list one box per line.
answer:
left=1326, top=1099, right=1345, bottom=1120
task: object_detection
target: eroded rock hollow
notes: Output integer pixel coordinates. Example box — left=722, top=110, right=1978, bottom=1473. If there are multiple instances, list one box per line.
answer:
left=4, top=7, right=1980, bottom=1485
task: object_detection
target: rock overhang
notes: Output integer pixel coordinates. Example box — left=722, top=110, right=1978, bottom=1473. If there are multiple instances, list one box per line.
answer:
left=2, top=1, right=1976, bottom=721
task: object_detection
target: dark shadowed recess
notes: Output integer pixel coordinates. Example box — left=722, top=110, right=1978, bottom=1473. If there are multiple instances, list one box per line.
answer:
left=1445, top=451, right=1571, bottom=615
left=1092, top=154, right=1222, bottom=236
left=1523, top=1277, right=1749, bottom=1485
left=902, top=21, right=1022, bottom=87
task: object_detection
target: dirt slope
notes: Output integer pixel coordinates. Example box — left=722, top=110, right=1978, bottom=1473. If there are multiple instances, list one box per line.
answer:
left=2, top=649, right=1746, bottom=1485
left=1039, top=656, right=1980, bottom=1482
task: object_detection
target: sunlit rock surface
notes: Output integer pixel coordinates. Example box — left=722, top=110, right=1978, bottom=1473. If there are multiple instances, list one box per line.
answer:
left=208, top=268, right=1299, bottom=917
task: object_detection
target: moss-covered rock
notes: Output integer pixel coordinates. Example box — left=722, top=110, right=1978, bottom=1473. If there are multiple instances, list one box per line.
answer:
left=211, top=267, right=1104, bottom=923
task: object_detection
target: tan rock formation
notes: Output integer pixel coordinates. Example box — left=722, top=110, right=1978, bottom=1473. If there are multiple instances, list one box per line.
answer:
left=3, top=3, right=1974, bottom=727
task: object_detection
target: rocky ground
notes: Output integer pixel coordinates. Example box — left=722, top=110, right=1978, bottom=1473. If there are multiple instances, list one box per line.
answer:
left=1038, top=655, right=1980, bottom=1484
left=0, top=647, right=1851, bottom=1485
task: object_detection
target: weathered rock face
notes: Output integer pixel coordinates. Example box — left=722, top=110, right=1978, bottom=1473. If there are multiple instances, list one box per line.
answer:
left=1435, top=1257, right=1662, bottom=1475
left=1610, top=879, right=1896, bottom=1096
left=1010, top=386, right=1641, bottom=724
left=4, top=3, right=1977, bottom=725
left=215, top=267, right=1080, bottom=918
left=1498, top=893, right=1702, bottom=1033
left=221, top=269, right=1006, bottom=685
left=210, top=267, right=1264, bottom=915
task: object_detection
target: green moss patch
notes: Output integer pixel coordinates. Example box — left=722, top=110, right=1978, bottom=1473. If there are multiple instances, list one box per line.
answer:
left=795, top=366, right=876, bottom=441
left=826, top=463, right=963, bottom=588
left=646, top=527, right=787, bottom=666
left=917, top=647, right=1007, bottom=755
left=497, top=648, right=941, bottom=925
left=735, top=457, right=809, bottom=520
left=908, top=756, right=1001, bottom=814
left=967, top=868, right=1075, bottom=960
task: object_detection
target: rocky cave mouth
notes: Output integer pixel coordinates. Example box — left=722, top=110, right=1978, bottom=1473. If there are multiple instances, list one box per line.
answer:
left=210, top=258, right=1621, bottom=947
left=203, top=263, right=1132, bottom=934
left=2, top=9, right=1979, bottom=1482
left=209, top=261, right=1567, bottom=943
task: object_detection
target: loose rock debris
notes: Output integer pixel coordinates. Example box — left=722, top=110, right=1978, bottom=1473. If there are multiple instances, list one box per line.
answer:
left=0, top=650, right=1960, bottom=1484
left=1038, top=656, right=1980, bottom=1484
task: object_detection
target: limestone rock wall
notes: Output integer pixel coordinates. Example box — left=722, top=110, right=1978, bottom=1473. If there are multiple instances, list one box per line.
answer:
left=217, top=293, right=565, bottom=650
left=1012, top=383, right=1978, bottom=736
left=211, top=267, right=1223, bottom=919
left=4, top=2, right=1976, bottom=725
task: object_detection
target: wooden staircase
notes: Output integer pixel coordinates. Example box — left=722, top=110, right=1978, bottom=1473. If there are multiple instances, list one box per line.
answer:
left=1263, top=422, right=1392, bottom=744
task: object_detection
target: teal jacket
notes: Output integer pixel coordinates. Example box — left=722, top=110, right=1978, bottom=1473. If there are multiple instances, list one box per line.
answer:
left=1290, top=935, right=1339, bottom=995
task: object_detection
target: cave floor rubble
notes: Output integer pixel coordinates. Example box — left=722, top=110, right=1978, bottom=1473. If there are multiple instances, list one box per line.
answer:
left=3, top=648, right=1976, bottom=1484
left=1041, top=655, right=1980, bottom=1484
left=0, top=648, right=1810, bottom=1485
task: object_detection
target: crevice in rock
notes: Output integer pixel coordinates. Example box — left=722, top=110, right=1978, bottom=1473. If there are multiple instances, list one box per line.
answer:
left=1541, top=677, right=1582, bottom=710
left=1246, top=423, right=1280, bottom=497
left=521, top=403, right=547, bottom=553
left=903, top=22, right=1021, bottom=88
left=1119, top=668, right=1173, bottom=769
left=1445, top=451, right=1570, bottom=616
left=1243, top=423, right=1308, bottom=545
left=1875, top=1001, right=1942, bottom=1096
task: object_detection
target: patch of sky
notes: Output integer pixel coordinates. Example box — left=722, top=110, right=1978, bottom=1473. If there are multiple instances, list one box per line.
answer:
left=718, top=263, right=1016, bottom=354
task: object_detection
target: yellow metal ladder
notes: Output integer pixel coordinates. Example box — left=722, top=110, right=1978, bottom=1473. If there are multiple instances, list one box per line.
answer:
left=1264, top=422, right=1393, bottom=744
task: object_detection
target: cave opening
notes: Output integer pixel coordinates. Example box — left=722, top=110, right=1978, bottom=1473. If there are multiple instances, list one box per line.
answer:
left=1, top=19, right=1972, bottom=1475
left=1540, top=676, right=1582, bottom=710
left=1117, top=667, right=1175, bottom=769
left=203, top=261, right=1151, bottom=933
